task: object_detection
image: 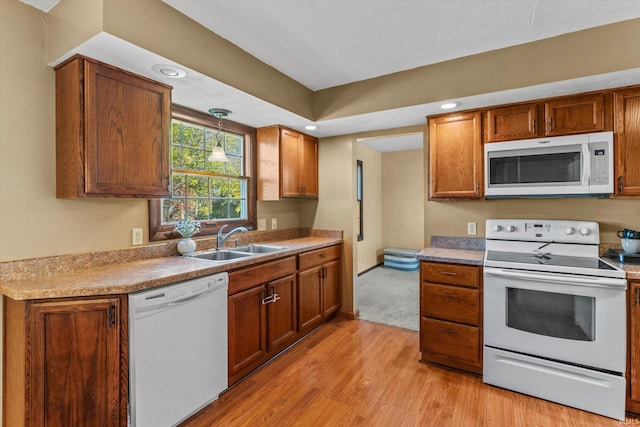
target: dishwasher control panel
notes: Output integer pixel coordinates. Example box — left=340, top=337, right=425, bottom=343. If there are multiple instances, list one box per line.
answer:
left=130, top=273, right=229, bottom=312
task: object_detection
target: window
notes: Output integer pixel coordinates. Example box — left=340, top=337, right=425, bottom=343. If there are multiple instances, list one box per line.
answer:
left=356, top=160, right=363, bottom=241
left=150, top=105, right=256, bottom=240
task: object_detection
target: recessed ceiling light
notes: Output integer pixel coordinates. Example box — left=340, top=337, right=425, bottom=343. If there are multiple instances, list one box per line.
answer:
left=151, top=64, right=186, bottom=79
left=440, top=102, right=460, bottom=110
left=305, top=125, right=317, bottom=130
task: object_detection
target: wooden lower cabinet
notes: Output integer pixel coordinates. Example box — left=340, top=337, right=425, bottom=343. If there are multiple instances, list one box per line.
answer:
left=4, top=295, right=127, bottom=427
left=227, top=257, right=298, bottom=385
left=297, top=245, right=342, bottom=333
left=627, top=281, right=640, bottom=414
left=419, top=261, right=483, bottom=374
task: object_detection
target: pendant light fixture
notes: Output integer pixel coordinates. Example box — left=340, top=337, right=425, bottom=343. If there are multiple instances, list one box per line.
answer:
left=207, top=108, right=232, bottom=162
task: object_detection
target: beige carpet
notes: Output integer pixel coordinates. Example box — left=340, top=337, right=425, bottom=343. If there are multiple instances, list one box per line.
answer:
left=356, top=265, right=419, bottom=331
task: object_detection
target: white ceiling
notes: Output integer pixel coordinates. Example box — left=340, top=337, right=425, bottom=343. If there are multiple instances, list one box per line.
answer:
left=163, top=0, right=640, bottom=91
left=28, top=0, right=640, bottom=151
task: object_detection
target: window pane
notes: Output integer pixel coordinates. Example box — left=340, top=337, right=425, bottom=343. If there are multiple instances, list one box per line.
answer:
left=193, top=199, right=211, bottom=221
left=163, top=199, right=185, bottom=222
left=226, top=156, right=242, bottom=176
left=210, top=178, right=227, bottom=197
left=161, top=117, right=248, bottom=226
left=171, top=146, right=183, bottom=168
left=172, top=174, right=186, bottom=197
left=182, top=125, right=204, bottom=148
left=225, top=133, right=243, bottom=156
left=187, top=175, right=208, bottom=198
left=212, top=199, right=229, bottom=219
left=228, top=199, right=244, bottom=219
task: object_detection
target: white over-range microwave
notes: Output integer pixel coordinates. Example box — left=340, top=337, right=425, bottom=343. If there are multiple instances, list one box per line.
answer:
left=484, top=131, right=613, bottom=198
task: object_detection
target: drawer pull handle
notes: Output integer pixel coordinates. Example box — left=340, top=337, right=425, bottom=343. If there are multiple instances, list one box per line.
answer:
left=440, top=329, right=458, bottom=335
left=440, top=271, right=458, bottom=276
left=320, top=253, right=327, bottom=258
left=442, top=293, right=459, bottom=299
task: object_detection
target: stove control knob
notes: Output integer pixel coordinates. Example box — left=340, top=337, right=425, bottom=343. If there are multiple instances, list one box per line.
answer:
left=580, top=228, right=591, bottom=236
left=565, top=227, right=575, bottom=235
left=493, top=225, right=503, bottom=232
left=505, top=225, right=515, bottom=233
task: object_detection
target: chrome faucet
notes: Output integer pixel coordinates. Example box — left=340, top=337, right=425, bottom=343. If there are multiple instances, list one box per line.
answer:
left=216, top=225, right=248, bottom=249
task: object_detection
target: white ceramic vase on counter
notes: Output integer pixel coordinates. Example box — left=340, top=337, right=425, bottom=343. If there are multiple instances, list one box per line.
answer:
left=176, top=237, right=196, bottom=255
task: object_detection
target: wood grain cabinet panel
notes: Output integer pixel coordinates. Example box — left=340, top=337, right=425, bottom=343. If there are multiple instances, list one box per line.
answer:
left=227, top=257, right=298, bottom=385
left=4, top=295, right=127, bottom=427
left=627, top=281, right=640, bottom=414
left=428, top=111, right=483, bottom=199
left=614, top=88, right=640, bottom=196
left=297, top=245, right=342, bottom=333
left=486, top=103, right=539, bottom=142
left=544, top=93, right=604, bottom=136
left=257, top=126, right=318, bottom=200
left=55, top=55, right=171, bottom=198
left=421, top=283, right=479, bottom=326
left=419, top=261, right=482, bottom=375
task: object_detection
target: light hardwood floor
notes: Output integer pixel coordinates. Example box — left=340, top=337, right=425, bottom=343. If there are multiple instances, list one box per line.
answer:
left=183, top=318, right=637, bottom=426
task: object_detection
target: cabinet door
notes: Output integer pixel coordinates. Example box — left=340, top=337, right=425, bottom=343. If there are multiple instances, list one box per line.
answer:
left=298, top=267, right=323, bottom=332
left=485, top=103, right=538, bottom=142
left=30, top=298, right=122, bottom=427
left=428, top=112, right=483, bottom=199
left=228, top=286, right=267, bottom=380
left=322, top=259, right=341, bottom=317
left=84, top=59, right=170, bottom=197
left=544, top=93, right=604, bottom=136
left=300, top=134, right=318, bottom=196
left=628, top=282, right=640, bottom=413
left=614, top=88, right=640, bottom=196
left=267, top=275, right=297, bottom=350
left=280, top=128, right=302, bottom=197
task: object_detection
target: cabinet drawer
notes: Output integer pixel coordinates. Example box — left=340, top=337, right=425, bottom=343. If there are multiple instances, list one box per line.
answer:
left=298, top=245, right=341, bottom=271
left=421, top=318, right=480, bottom=366
left=421, top=262, right=480, bottom=288
left=228, top=256, right=296, bottom=295
left=421, top=283, right=479, bottom=325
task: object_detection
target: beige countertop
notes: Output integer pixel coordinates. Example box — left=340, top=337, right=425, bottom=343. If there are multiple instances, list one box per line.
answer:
left=0, top=236, right=342, bottom=300
left=417, top=247, right=484, bottom=266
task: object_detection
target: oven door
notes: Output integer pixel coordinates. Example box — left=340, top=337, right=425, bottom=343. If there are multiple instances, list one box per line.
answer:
left=484, top=267, right=626, bottom=373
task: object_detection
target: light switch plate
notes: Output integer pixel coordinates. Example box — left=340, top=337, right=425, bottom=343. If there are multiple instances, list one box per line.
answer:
left=132, top=228, right=143, bottom=245
left=271, top=218, right=278, bottom=230
left=258, top=219, right=267, bottom=231
left=467, top=222, right=477, bottom=236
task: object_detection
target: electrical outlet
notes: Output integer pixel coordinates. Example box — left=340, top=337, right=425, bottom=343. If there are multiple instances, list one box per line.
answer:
left=271, top=218, right=278, bottom=230
left=258, top=218, right=267, bottom=231
left=467, top=222, right=477, bottom=236
left=132, top=228, right=144, bottom=245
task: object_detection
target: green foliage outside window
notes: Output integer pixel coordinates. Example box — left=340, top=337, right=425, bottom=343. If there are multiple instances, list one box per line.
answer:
left=162, top=120, right=247, bottom=224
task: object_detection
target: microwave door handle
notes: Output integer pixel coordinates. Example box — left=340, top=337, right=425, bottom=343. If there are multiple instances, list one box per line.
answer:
left=581, top=143, right=590, bottom=186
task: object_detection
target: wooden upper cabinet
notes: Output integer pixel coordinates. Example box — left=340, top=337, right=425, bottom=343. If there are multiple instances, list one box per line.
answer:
left=257, top=126, right=318, bottom=200
left=544, top=93, right=604, bottom=136
left=55, top=55, right=171, bottom=198
left=485, top=103, right=538, bottom=142
left=614, top=88, right=640, bottom=196
left=428, top=111, right=483, bottom=199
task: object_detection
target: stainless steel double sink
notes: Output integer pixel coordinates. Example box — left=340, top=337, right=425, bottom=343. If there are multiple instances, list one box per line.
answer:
left=189, top=244, right=288, bottom=262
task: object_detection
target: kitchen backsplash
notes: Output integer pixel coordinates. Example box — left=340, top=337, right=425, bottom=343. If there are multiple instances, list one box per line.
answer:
left=431, top=236, right=486, bottom=251
left=0, top=228, right=341, bottom=282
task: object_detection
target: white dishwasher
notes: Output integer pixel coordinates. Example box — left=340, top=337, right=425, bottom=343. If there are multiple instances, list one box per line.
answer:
left=128, top=272, right=228, bottom=427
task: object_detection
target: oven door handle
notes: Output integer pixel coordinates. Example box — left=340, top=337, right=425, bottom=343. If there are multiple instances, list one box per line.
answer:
left=484, top=267, right=626, bottom=289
